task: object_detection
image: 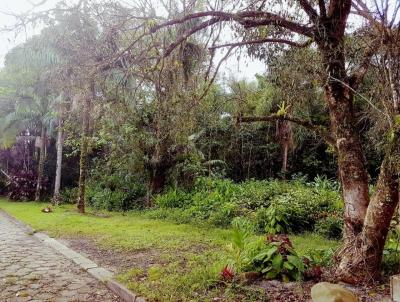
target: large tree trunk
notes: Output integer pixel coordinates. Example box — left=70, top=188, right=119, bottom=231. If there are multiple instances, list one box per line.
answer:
left=35, top=124, right=46, bottom=201
left=326, top=91, right=370, bottom=241
left=77, top=85, right=92, bottom=214
left=336, top=136, right=400, bottom=283
left=320, top=47, right=370, bottom=243
left=53, top=116, right=63, bottom=205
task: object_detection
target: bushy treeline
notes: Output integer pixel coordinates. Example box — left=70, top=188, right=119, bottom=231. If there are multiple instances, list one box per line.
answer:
left=65, top=175, right=343, bottom=240
left=150, top=177, right=343, bottom=239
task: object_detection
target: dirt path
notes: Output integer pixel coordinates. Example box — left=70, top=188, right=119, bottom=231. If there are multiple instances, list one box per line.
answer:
left=0, top=212, right=121, bottom=302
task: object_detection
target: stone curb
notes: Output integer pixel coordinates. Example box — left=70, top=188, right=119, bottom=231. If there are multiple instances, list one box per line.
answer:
left=0, top=209, right=146, bottom=302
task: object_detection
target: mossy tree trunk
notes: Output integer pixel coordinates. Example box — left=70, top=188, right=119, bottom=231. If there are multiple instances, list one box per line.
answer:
left=35, top=124, right=47, bottom=201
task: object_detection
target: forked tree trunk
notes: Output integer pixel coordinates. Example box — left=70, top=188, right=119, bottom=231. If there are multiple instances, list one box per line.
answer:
left=77, top=85, right=92, bottom=214
left=35, top=124, right=47, bottom=201
left=53, top=116, right=63, bottom=205
left=336, top=136, right=400, bottom=283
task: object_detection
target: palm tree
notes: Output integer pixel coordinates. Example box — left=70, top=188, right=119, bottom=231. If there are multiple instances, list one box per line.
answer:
left=0, top=91, right=55, bottom=200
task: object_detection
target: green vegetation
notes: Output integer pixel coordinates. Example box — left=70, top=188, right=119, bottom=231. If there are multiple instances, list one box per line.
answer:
left=148, top=177, right=343, bottom=239
left=0, top=0, right=399, bottom=291
left=0, top=199, right=338, bottom=301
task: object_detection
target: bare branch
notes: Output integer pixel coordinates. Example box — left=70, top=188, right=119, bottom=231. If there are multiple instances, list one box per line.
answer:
left=163, top=17, right=221, bottom=57
left=298, top=0, right=319, bottom=22
left=150, top=10, right=314, bottom=37
left=349, top=38, right=382, bottom=89
left=209, top=38, right=312, bottom=50
left=318, top=0, right=327, bottom=18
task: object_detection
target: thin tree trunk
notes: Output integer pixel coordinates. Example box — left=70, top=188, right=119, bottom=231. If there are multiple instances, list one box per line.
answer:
left=282, top=142, right=289, bottom=175
left=53, top=116, right=63, bottom=205
left=35, top=124, right=46, bottom=201
left=77, top=84, right=93, bottom=214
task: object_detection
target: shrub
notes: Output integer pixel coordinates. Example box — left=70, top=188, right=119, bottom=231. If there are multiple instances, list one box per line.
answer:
left=315, top=216, right=343, bottom=239
left=251, top=235, right=305, bottom=281
left=383, top=228, right=400, bottom=275
left=263, top=205, right=289, bottom=235
left=87, top=181, right=146, bottom=211
left=232, top=180, right=291, bottom=210
left=228, top=217, right=259, bottom=272
left=270, top=186, right=342, bottom=233
left=60, top=187, right=79, bottom=203
left=155, top=189, right=191, bottom=208
left=150, top=177, right=343, bottom=235
left=311, top=175, right=340, bottom=191
left=88, top=188, right=127, bottom=211
left=304, top=248, right=335, bottom=267
left=208, top=202, right=240, bottom=227
left=6, top=170, right=40, bottom=201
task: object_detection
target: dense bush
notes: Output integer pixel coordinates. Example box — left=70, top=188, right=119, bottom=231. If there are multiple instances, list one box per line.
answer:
left=154, top=189, right=190, bottom=208
left=5, top=170, right=42, bottom=201
left=269, top=185, right=342, bottom=233
left=314, top=216, right=343, bottom=240
left=248, top=234, right=306, bottom=281
left=151, top=176, right=343, bottom=238
left=86, top=180, right=146, bottom=211
left=60, top=187, right=79, bottom=203
left=226, top=221, right=323, bottom=282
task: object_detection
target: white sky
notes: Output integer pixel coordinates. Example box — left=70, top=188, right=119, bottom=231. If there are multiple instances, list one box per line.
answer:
left=0, top=0, right=265, bottom=80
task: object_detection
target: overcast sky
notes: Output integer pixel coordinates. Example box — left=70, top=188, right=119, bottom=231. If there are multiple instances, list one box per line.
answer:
left=0, top=0, right=264, bottom=80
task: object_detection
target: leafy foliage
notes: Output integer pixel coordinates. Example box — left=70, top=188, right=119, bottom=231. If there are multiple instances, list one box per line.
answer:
left=251, top=235, right=305, bottom=281
left=6, top=170, right=39, bottom=201
left=151, top=177, right=343, bottom=239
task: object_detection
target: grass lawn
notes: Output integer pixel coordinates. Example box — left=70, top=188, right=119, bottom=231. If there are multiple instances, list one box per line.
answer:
left=0, top=199, right=339, bottom=301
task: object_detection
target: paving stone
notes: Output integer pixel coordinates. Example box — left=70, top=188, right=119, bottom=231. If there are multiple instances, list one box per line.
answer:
left=0, top=212, right=121, bottom=302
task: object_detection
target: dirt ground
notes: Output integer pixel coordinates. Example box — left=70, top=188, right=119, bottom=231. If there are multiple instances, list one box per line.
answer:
left=62, top=237, right=391, bottom=302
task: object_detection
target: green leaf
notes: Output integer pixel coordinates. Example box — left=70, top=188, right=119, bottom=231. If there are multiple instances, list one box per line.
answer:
left=283, top=262, right=294, bottom=270
left=272, top=254, right=283, bottom=270
left=287, top=255, right=304, bottom=271
left=264, top=269, right=278, bottom=279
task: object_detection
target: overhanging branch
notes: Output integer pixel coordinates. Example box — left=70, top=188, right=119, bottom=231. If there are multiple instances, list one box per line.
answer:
left=150, top=10, right=314, bottom=37
left=238, top=114, right=336, bottom=148
left=209, top=38, right=312, bottom=50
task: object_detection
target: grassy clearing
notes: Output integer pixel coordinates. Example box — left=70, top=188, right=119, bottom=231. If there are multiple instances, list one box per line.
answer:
left=0, top=199, right=339, bottom=301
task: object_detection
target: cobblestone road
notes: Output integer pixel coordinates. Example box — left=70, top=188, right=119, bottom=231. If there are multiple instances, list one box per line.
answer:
left=0, top=212, right=121, bottom=302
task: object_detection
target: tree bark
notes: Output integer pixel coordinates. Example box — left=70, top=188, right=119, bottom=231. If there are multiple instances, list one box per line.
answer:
left=35, top=124, right=46, bottom=201
left=77, top=84, right=92, bottom=214
left=282, top=142, right=288, bottom=175
left=326, top=90, right=370, bottom=241
left=316, top=24, right=370, bottom=242
left=53, top=115, right=63, bottom=205
left=336, top=135, right=400, bottom=283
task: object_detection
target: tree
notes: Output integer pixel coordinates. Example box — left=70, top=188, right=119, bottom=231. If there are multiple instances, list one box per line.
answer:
left=126, top=0, right=399, bottom=282
left=0, top=40, right=61, bottom=200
